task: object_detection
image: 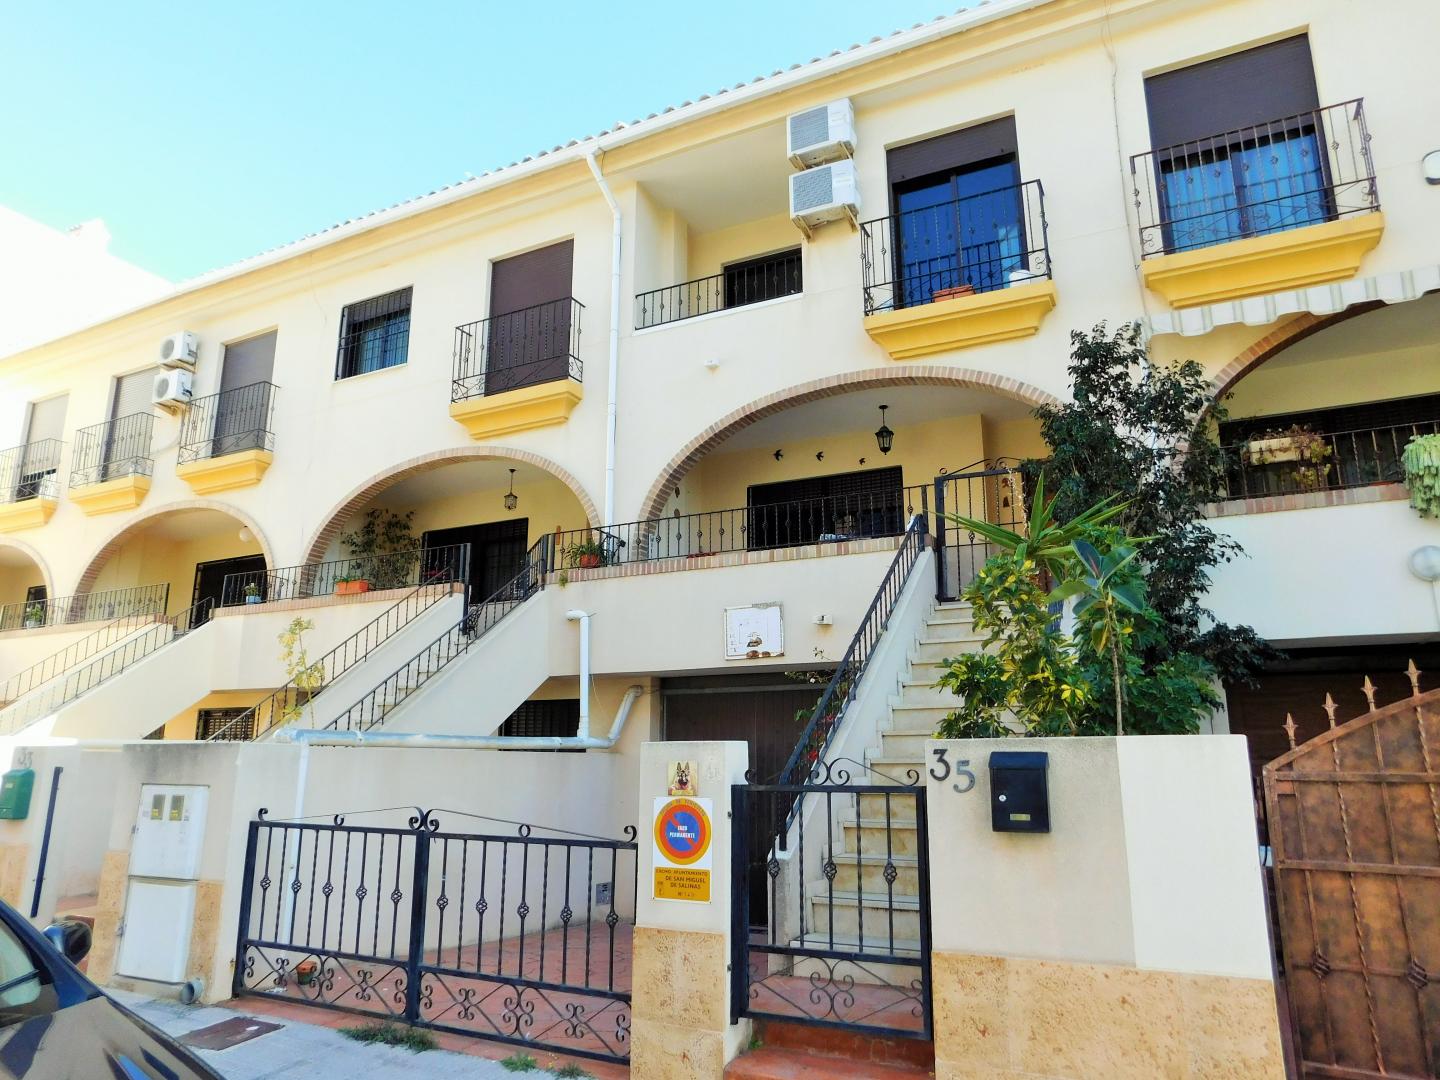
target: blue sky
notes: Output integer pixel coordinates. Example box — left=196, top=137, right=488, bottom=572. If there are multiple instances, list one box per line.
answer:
left=2, top=1, right=952, bottom=281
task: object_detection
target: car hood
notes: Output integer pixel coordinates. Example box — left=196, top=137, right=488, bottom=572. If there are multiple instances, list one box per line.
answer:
left=0, top=995, right=221, bottom=1079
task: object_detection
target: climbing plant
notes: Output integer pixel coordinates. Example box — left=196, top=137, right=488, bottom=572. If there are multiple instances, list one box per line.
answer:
left=1403, top=433, right=1440, bottom=518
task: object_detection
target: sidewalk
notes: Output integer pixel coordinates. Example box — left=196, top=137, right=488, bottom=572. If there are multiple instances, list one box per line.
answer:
left=113, top=990, right=621, bottom=1079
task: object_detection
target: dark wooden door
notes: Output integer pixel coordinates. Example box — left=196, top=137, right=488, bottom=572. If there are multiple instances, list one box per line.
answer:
left=662, top=675, right=820, bottom=922
left=192, top=555, right=266, bottom=625
left=423, top=519, right=529, bottom=602
left=488, top=241, right=574, bottom=392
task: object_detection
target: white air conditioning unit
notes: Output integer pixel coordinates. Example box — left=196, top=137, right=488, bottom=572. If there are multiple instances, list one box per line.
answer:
left=787, top=99, right=855, bottom=168
left=789, top=160, right=860, bottom=237
left=152, top=368, right=194, bottom=410
left=158, top=331, right=199, bottom=368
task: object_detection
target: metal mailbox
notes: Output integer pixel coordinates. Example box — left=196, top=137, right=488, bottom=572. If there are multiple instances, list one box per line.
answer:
left=989, top=751, right=1049, bottom=833
left=0, top=769, right=35, bottom=820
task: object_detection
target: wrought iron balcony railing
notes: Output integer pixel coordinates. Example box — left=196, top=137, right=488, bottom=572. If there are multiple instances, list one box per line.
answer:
left=218, top=543, right=471, bottom=607
left=452, top=297, right=583, bottom=403
left=547, top=485, right=931, bottom=571
left=0, top=439, right=63, bottom=505
left=1221, top=419, right=1438, bottom=501
left=635, top=249, right=802, bottom=330
left=177, top=381, right=277, bottom=465
left=860, top=179, right=1051, bottom=315
left=70, top=412, right=155, bottom=488
left=1131, top=99, right=1378, bottom=258
left=0, top=583, right=169, bottom=632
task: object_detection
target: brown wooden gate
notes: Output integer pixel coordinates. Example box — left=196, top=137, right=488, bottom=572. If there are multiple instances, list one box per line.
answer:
left=1263, top=674, right=1440, bottom=1079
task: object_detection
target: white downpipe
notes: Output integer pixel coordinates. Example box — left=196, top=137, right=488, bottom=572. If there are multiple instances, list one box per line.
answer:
left=566, top=609, right=592, bottom=739
left=288, top=684, right=644, bottom=750
left=585, top=149, right=622, bottom=527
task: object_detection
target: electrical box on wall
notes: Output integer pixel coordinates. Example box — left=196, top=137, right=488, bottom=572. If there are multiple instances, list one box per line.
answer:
left=0, top=769, right=34, bottom=820
left=130, top=784, right=209, bottom=880
left=989, top=751, right=1049, bottom=833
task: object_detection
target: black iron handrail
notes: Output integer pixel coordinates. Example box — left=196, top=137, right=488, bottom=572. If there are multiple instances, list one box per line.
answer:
left=0, top=582, right=170, bottom=632
left=70, top=412, right=155, bottom=488
left=1131, top=98, right=1377, bottom=257
left=547, top=485, right=930, bottom=572
left=777, top=515, right=930, bottom=791
left=0, top=439, right=64, bottom=505
left=204, top=577, right=466, bottom=742
left=0, top=610, right=166, bottom=706
left=324, top=536, right=553, bottom=733
left=452, top=297, right=583, bottom=402
left=1221, top=419, right=1439, bottom=500
left=218, top=543, right=471, bottom=607
left=860, top=179, right=1050, bottom=316
left=635, top=249, right=802, bottom=330
left=178, top=381, right=277, bottom=464
left=0, top=595, right=216, bottom=737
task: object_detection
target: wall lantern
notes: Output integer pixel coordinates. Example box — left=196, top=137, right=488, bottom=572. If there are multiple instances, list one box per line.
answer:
left=874, top=404, right=894, bottom=456
left=503, top=469, right=518, bottom=511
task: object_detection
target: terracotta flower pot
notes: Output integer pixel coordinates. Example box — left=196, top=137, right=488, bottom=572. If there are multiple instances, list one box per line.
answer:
left=578, top=554, right=602, bottom=569
left=335, top=580, right=372, bottom=596
left=932, top=283, right=976, bottom=302
left=295, top=959, right=318, bottom=985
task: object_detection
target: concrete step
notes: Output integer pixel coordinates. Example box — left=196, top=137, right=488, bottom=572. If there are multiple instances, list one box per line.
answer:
left=912, top=637, right=986, bottom=662
left=903, top=659, right=951, bottom=684
left=806, top=889, right=922, bottom=941
left=892, top=684, right=956, bottom=706
left=918, top=624, right=985, bottom=645
left=750, top=1020, right=934, bottom=1072
left=840, top=815, right=922, bottom=857
left=821, top=852, right=921, bottom=896
left=856, top=791, right=919, bottom=822
left=877, top=731, right=938, bottom=759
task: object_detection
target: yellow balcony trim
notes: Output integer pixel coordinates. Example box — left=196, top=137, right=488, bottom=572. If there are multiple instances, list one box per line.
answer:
left=450, top=379, right=583, bottom=440
left=863, top=280, right=1058, bottom=361
left=1141, top=213, right=1385, bottom=309
left=70, top=474, right=152, bottom=516
left=0, top=497, right=57, bottom=532
left=176, top=449, right=273, bottom=495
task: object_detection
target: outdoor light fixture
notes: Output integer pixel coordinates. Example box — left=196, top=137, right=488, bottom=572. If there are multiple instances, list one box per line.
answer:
left=1410, top=545, right=1440, bottom=582
left=237, top=526, right=253, bottom=542
left=503, top=469, right=518, bottom=511
left=874, top=404, right=894, bottom=455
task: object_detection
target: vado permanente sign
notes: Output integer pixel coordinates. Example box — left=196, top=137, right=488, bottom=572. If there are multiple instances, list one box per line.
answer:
left=652, top=796, right=713, bottom=902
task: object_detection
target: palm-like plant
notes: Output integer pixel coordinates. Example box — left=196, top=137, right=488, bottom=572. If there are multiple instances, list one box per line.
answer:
left=1052, top=540, right=1146, bottom=734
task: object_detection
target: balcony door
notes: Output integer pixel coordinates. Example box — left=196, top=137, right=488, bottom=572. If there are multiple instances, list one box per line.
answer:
left=487, top=241, right=574, bottom=394
left=104, top=370, right=155, bottom=481
left=18, top=394, right=66, bottom=499
left=423, top=519, right=530, bottom=603
left=746, top=466, right=904, bottom=550
left=213, top=332, right=276, bottom=457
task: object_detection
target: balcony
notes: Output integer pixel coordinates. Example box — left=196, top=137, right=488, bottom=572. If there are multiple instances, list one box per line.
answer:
left=1132, top=99, right=1383, bottom=308
left=0, top=439, right=63, bottom=532
left=450, top=297, right=583, bottom=440
left=1221, top=416, right=1439, bottom=503
left=0, top=582, right=169, bottom=632
left=68, top=412, right=155, bottom=515
left=635, top=249, right=802, bottom=330
left=860, top=180, right=1056, bottom=360
left=216, top=542, right=471, bottom=607
left=175, top=381, right=277, bottom=494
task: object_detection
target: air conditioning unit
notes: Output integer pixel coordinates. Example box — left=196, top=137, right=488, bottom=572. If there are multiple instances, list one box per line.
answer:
left=158, top=331, right=199, bottom=368
left=789, top=160, right=861, bottom=237
left=787, top=99, right=855, bottom=168
left=152, top=368, right=194, bottom=410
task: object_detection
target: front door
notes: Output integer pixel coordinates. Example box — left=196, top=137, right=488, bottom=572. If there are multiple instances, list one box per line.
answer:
left=192, top=555, right=266, bottom=625
left=423, top=519, right=530, bottom=602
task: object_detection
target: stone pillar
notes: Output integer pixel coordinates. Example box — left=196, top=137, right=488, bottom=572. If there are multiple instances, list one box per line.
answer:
left=630, top=740, right=749, bottom=1080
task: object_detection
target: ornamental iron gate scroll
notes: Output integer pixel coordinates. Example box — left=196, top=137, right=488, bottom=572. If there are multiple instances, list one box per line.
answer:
left=233, top=807, right=637, bottom=1064
left=1263, top=673, right=1440, bottom=1080
left=731, top=759, right=934, bottom=1040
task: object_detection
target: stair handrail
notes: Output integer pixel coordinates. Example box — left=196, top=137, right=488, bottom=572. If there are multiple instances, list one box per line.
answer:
left=0, top=609, right=167, bottom=706
left=775, top=515, right=930, bottom=790
left=322, top=535, right=553, bottom=734
left=204, top=568, right=467, bottom=743
left=0, top=595, right=216, bottom=738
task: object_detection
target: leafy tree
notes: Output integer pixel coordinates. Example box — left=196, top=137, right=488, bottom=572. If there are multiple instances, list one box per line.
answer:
left=1027, top=323, right=1272, bottom=681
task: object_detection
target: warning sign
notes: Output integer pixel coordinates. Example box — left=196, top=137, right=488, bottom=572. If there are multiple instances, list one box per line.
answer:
left=652, top=796, right=713, bottom=903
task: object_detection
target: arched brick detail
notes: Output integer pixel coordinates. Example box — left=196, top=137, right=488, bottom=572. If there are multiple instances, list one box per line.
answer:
left=1210, top=304, right=1383, bottom=401
left=301, top=446, right=600, bottom=566
left=72, top=500, right=276, bottom=598
left=636, top=366, right=1062, bottom=522
left=0, top=536, right=55, bottom=601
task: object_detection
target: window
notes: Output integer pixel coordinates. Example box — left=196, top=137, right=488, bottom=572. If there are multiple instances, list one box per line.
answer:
left=498, top=699, right=581, bottom=750
left=746, top=466, right=905, bottom=550
left=0, top=920, right=56, bottom=1026
left=196, top=707, right=254, bottom=741
left=721, top=249, right=802, bottom=309
left=336, top=288, right=412, bottom=379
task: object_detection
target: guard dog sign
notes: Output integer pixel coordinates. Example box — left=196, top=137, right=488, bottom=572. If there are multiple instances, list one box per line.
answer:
left=652, top=796, right=713, bottom=903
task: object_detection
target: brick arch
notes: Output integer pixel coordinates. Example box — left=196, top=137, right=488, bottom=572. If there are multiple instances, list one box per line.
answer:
left=636, top=366, right=1062, bottom=522
left=73, top=500, right=276, bottom=598
left=301, top=446, right=600, bottom=566
left=0, top=536, right=56, bottom=601
left=1209, top=303, right=1383, bottom=402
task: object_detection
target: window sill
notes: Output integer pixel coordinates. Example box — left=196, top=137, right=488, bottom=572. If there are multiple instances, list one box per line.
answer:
left=333, top=362, right=409, bottom=385
left=631, top=292, right=803, bottom=336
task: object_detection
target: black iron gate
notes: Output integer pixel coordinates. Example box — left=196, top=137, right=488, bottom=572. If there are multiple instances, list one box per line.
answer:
left=932, top=461, right=1027, bottom=601
left=731, top=763, right=933, bottom=1039
left=233, top=807, right=637, bottom=1064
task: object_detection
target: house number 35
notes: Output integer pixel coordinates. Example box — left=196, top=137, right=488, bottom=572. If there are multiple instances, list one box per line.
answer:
left=929, top=748, right=976, bottom=793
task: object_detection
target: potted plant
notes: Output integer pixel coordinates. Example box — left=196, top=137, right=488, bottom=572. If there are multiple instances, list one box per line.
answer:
left=563, top=538, right=605, bottom=569
left=334, top=574, right=373, bottom=596
left=294, top=959, right=318, bottom=986
left=22, top=602, right=44, bottom=629
left=243, top=583, right=263, bottom=605
left=1242, top=423, right=1329, bottom=466
left=1403, top=432, right=1440, bottom=518
left=932, top=282, right=976, bottom=303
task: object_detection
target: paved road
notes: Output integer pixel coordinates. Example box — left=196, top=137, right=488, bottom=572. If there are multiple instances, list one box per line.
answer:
left=113, top=991, right=521, bottom=1079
